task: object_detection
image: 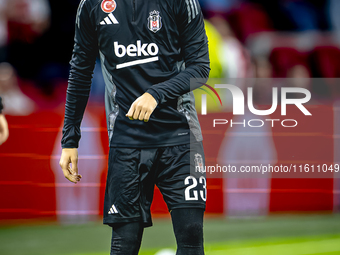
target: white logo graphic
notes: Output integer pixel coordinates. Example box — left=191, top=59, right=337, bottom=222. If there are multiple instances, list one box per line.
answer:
left=114, top=40, right=159, bottom=69
left=203, top=85, right=312, bottom=116
left=114, top=41, right=159, bottom=57
left=194, top=153, right=204, bottom=172
left=108, top=204, right=119, bottom=214
left=100, top=13, right=119, bottom=25
left=148, top=10, right=162, bottom=33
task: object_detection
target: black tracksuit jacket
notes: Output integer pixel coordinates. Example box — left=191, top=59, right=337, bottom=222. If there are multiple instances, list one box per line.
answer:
left=61, top=0, right=210, bottom=148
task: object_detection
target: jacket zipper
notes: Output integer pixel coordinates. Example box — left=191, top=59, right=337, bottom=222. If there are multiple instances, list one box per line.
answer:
left=132, top=0, right=136, bottom=22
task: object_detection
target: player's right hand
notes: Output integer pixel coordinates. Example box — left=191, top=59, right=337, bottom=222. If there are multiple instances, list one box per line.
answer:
left=59, top=148, right=82, bottom=184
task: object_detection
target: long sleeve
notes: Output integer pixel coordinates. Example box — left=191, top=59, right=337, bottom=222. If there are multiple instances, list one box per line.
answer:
left=146, top=0, right=210, bottom=104
left=61, top=0, right=98, bottom=149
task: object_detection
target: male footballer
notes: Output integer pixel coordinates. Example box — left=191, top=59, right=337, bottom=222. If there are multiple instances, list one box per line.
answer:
left=59, top=0, right=210, bottom=254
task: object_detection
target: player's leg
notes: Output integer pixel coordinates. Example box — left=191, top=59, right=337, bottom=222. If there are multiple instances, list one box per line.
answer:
left=109, top=222, right=144, bottom=255
left=103, top=147, right=146, bottom=254
left=171, top=208, right=204, bottom=255
left=156, top=142, right=206, bottom=254
left=104, top=147, right=159, bottom=254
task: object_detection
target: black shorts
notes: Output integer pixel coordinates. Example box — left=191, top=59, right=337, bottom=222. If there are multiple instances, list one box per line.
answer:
left=103, top=142, right=206, bottom=227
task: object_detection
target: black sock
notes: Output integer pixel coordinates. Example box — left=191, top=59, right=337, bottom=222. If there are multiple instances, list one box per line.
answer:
left=171, top=208, right=205, bottom=255
left=109, top=222, right=144, bottom=255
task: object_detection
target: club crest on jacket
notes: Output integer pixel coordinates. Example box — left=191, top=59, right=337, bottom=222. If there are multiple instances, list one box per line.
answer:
left=148, top=10, right=162, bottom=33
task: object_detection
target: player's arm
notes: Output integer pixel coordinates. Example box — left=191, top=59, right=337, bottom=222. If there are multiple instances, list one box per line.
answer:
left=0, top=97, right=9, bottom=145
left=59, top=0, right=98, bottom=183
left=127, top=0, right=210, bottom=121
left=146, top=0, right=210, bottom=103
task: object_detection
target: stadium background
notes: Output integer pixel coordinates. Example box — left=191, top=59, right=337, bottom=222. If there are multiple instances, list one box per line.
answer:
left=0, top=0, right=339, bottom=254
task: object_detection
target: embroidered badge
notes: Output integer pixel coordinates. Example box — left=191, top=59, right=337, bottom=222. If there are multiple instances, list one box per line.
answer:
left=194, top=153, right=204, bottom=172
left=101, top=0, right=117, bottom=13
left=148, top=10, right=162, bottom=33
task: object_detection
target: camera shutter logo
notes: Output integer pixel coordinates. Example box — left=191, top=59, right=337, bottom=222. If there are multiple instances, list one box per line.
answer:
left=198, top=83, right=223, bottom=115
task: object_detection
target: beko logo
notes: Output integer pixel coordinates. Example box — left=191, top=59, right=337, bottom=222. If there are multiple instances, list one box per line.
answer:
left=114, top=41, right=159, bottom=58
left=114, top=40, right=159, bottom=69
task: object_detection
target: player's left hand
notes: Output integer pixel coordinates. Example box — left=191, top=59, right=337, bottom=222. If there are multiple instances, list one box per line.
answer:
left=0, top=114, right=9, bottom=146
left=126, top=92, right=158, bottom=122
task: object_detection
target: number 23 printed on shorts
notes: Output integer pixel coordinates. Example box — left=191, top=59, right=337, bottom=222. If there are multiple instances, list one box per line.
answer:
left=184, top=176, right=207, bottom=201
